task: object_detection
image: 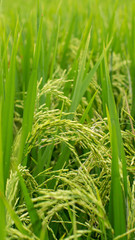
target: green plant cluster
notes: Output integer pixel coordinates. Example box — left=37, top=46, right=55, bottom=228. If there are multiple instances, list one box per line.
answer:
left=0, top=0, right=134, bottom=239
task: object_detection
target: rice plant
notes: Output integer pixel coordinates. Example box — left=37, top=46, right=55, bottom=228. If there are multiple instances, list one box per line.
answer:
left=0, top=0, right=134, bottom=239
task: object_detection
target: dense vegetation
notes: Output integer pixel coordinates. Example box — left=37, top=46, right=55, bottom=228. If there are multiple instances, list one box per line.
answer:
left=0, top=0, right=134, bottom=239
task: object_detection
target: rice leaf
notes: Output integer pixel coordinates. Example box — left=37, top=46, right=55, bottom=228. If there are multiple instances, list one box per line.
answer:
left=18, top=17, right=43, bottom=166
left=17, top=167, right=42, bottom=237
left=2, top=20, right=20, bottom=185
left=0, top=98, right=5, bottom=240
left=0, top=189, right=31, bottom=238
left=80, top=89, right=98, bottom=124
left=104, top=46, right=128, bottom=199
left=107, top=108, right=127, bottom=239
left=104, top=48, right=127, bottom=238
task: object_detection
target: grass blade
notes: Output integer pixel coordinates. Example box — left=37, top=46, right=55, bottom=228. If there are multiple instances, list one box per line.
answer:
left=104, top=46, right=128, bottom=200
left=130, top=3, right=135, bottom=119
left=78, top=41, right=111, bottom=105
left=80, top=89, right=98, bottom=124
left=2, top=20, right=20, bottom=185
left=107, top=109, right=127, bottom=239
left=17, top=168, right=42, bottom=237
left=18, top=17, right=43, bottom=166
left=104, top=48, right=127, bottom=238
left=49, top=18, right=60, bottom=80
left=69, top=32, right=91, bottom=113
left=0, top=189, right=30, bottom=237
left=0, top=98, right=5, bottom=240
left=61, top=15, right=75, bottom=69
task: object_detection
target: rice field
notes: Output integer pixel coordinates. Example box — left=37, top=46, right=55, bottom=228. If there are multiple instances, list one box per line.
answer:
left=0, top=0, right=135, bottom=239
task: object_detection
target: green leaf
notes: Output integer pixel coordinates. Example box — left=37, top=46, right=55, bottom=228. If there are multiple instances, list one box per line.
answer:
left=17, top=168, right=42, bottom=237
left=0, top=189, right=30, bottom=237
left=107, top=108, right=127, bottom=239
left=2, top=20, right=20, bottom=185
left=0, top=98, right=5, bottom=240
left=104, top=48, right=127, bottom=238
left=80, top=89, right=98, bottom=124
left=18, top=17, right=43, bottom=166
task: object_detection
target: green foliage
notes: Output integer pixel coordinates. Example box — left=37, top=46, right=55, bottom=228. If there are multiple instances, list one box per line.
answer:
left=104, top=48, right=127, bottom=238
left=0, top=98, right=5, bottom=240
left=0, top=0, right=134, bottom=239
